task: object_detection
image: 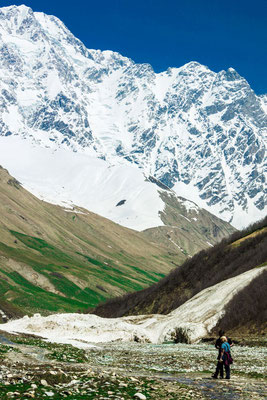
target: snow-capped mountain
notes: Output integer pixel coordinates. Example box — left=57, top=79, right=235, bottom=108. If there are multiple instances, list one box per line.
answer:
left=0, top=5, right=266, bottom=228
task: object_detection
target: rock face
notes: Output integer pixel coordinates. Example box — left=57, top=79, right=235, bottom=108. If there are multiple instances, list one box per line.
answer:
left=0, top=5, right=266, bottom=228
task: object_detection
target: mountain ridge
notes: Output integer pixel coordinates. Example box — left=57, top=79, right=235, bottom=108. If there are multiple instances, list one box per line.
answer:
left=0, top=5, right=266, bottom=228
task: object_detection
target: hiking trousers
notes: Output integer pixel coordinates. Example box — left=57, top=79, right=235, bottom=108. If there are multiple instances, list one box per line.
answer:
left=224, top=363, right=230, bottom=379
left=214, top=361, right=224, bottom=378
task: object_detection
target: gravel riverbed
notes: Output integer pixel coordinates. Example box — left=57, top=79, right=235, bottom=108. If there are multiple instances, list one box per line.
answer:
left=0, top=332, right=266, bottom=399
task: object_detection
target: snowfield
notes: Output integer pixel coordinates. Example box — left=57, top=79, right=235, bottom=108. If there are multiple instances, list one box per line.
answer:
left=0, top=136, right=165, bottom=231
left=2, top=266, right=266, bottom=347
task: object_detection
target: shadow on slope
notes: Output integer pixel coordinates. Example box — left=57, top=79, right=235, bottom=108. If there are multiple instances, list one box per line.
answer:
left=91, top=216, right=267, bottom=317
left=213, top=269, right=267, bottom=334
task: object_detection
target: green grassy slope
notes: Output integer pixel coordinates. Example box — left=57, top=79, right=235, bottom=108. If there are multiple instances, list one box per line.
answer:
left=0, top=165, right=236, bottom=320
left=0, top=167, right=180, bottom=318
left=92, top=217, right=267, bottom=318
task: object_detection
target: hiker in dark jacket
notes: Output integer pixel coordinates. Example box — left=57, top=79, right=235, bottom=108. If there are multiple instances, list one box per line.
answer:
left=212, top=330, right=233, bottom=379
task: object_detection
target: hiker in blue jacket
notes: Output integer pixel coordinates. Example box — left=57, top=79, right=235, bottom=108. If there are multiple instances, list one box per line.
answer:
left=219, top=335, right=232, bottom=379
left=212, top=330, right=233, bottom=379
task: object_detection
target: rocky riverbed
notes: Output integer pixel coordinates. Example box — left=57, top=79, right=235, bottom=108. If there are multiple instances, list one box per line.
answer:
left=0, top=332, right=266, bottom=399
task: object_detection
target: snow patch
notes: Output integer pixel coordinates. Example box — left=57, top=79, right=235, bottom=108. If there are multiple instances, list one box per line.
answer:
left=179, top=214, right=191, bottom=222
left=0, top=136, right=165, bottom=231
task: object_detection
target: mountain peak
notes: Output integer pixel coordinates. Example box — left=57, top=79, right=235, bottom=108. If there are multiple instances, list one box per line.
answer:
left=181, top=61, right=211, bottom=72
left=0, top=4, right=34, bottom=22
left=0, top=4, right=32, bottom=13
left=183, top=61, right=205, bottom=68
left=0, top=4, right=70, bottom=44
left=217, top=67, right=242, bottom=81
left=0, top=4, right=38, bottom=37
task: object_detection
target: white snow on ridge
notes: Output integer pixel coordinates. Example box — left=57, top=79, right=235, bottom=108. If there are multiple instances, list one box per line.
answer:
left=174, top=180, right=264, bottom=229
left=0, top=5, right=265, bottom=229
left=2, top=266, right=266, bottom=346
left=0, top=136, right=165, bottom=231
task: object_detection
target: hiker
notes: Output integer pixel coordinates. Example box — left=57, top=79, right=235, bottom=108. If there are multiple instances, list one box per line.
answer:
left=212, top=330, right=233, bottom=379
left=219, top=335, right=232, bottom=379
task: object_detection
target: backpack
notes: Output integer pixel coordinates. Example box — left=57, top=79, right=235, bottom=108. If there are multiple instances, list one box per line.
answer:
left=224, top=351, right=233, bottom=365
left=222, top=342, right=233, bottom=365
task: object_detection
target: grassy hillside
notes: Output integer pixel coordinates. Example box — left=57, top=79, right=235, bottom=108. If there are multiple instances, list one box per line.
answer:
left=0, top=166, right=182, bottom=319
left=92, top=216, right=267, bottom=318
left=0, top=165, right=236, bottom=319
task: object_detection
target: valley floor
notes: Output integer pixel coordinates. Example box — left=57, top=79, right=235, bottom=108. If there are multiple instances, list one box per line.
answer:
left=0, top=332, right=266, bottom=399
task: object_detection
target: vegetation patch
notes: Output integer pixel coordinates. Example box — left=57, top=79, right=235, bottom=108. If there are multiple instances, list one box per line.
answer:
left=0, top=268, right=91, bottom=313
left=231, top=226, right=267, bottom=247
left=1, top=223, right=174, bottom=315
left=0, top=345, right=20, bottom=360
left=12, top=337, right=89, bottom=363
left=10, top=230, right=74, bottom=264
left=128, top=265, right=165, bottom=282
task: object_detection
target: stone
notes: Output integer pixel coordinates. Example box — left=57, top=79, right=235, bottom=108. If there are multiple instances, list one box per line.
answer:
left=69, top=379, right=80, bottom=385
left=41, top=379, right=49, bottom=386
left=44, top=391, right=54, bottom=396
left=134, top=393, right=146, bottom=400
left=31, top=384, right=38, bottom=389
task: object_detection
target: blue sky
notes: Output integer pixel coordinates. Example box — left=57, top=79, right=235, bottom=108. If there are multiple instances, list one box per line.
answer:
left=2, top=0, right=267, bottom=94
